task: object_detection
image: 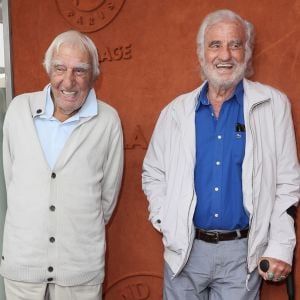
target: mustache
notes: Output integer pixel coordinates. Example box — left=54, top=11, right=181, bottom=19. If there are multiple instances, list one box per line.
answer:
left=201, top=59, right=247, bottom=90
left=213, top=58, right=238, bottom=65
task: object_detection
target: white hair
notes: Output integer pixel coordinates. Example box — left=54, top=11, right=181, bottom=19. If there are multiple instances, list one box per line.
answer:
left=196, top=9, right=255, bottom=77
left=43, top=30, right=100, bottom=80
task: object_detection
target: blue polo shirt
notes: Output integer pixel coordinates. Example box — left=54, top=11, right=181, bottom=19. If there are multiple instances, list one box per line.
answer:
left=193, top=81, right=249, bottom=230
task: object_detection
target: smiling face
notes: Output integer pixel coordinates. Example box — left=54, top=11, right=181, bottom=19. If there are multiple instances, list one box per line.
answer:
left=49, top=43, right=94, bottom=122
left=201, top=20, right=247, bottom=89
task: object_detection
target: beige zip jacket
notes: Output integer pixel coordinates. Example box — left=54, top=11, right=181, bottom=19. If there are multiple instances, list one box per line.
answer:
left=142, top=79, right=300, bottom=275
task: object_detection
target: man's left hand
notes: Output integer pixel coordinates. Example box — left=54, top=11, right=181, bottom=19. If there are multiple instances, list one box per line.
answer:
left=258, top=257, right=291, bottom=282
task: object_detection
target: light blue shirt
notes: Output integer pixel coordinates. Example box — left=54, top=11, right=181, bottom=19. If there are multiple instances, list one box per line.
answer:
left=34, top=86, right=98, bottom=169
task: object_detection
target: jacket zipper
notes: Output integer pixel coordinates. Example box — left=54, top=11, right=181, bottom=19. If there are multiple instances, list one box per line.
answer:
left=246, top=99, right=269, bottom=274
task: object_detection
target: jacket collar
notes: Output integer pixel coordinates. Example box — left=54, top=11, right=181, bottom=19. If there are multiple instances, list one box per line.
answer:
left=184, top=78, right=271, bottom=115
left=243, top=78, right=271, bottom=106
left=174, top=78, right=271, bottom=166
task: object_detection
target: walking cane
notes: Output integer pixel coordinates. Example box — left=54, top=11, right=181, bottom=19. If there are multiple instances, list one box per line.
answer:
left=286, top=271, right=295, bottom=300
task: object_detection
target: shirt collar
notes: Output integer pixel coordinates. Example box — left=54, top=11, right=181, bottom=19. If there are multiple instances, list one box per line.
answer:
left=196, top=80, right=244, bottom=111
left=234, top=80, right=244, bottom=105
left=38, top=86, right=98, bottom=122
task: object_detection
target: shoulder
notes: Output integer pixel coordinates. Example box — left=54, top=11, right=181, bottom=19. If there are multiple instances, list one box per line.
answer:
left=12, top=90, right=44, bottom=102
left=5, top=91, right=43, bottom=121
left=161, top=85, right=202, bottom=116
left=8, top=90, right=44, bottom=110
left=244, top=79, right=289, bottom=104
left=97, top=100, right=120, bottom=119
left=95, top=99, right=122, bottom=130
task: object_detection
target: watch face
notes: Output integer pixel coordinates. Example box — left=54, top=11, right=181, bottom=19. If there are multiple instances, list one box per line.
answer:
left=56, top=0, right=126, bottom=32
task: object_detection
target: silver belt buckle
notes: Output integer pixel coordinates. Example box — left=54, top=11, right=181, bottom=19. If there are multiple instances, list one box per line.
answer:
left=208, top=231, right=219, bottom=243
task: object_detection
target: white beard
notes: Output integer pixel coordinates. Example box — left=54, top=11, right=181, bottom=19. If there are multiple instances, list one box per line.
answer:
left=201, top=59, right=247, bottom=90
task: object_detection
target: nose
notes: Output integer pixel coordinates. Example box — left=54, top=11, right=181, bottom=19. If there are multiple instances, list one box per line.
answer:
left=63, top=69, right=75, bottom=88
left=218, top=45, right=231, bottom=60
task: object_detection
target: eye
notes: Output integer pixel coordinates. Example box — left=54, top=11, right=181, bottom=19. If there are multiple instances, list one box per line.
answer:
left=53, top=65, right=66, bottom=73
left=74, top=68, right=88, bottom=76
left=229, top=41, right=243, bottom=49
left=208, top=41, right=221, bottom=48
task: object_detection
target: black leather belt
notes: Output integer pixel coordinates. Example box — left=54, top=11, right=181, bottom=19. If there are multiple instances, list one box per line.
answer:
left=195, top=228, right=249, bottom=243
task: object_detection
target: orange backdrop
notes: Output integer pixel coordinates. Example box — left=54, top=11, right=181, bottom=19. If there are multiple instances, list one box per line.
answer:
left=9, top=1, right=300, bottom=299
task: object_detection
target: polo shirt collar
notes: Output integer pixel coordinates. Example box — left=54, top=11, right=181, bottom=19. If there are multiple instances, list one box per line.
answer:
left=196, top=80, right=244, bottom=111
left=38, top=86, right=98, bottom=122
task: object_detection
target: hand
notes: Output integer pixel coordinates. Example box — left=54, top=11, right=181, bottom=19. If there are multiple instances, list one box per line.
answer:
left=258, top=257, right=291, bottom=282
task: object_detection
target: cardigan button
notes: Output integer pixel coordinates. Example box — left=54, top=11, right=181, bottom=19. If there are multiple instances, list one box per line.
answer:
left=47, top=278, right=53, bottom=282
left=49, top=205, right=56, bottom=211
left=36, top=109, right=42, bottom=114
left=49, top=237, right=55, bottom=243
left=51, top=173, right=56, bottom=179
left=157, top=219, right=161, bottom=224
left=48, top=266, right=54, bottom=272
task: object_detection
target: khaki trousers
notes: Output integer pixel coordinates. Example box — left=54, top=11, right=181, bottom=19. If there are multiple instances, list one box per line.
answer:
left=4, top=278, right=102, bottom=300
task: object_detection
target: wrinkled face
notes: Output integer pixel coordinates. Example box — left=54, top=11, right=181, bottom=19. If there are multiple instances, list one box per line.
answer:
left=201, top=20, right=247, bottom=89
left=49, top=43, right=94, bottom=121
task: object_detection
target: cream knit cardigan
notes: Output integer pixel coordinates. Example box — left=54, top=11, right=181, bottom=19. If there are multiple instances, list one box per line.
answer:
left=1, top=87, right=124, bottom=286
